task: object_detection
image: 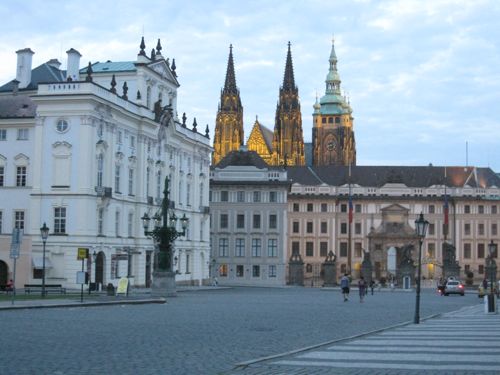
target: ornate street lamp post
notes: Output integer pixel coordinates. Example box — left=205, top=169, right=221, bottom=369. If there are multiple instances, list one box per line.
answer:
left=141, top=177, right=188, bottom=297
left=487, top=240, right=497, bottom=313
left=414, top=213, right=429, bottom=324
left=40, top=222, right=50, bottom=298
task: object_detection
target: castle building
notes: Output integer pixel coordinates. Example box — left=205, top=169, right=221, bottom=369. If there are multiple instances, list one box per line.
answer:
left=0, top=38, right=212, bottom=290
left=212, top=45, right=244, bottom=165
left=210, top=149, right=290, bottom=286
left=312, top=40, right=356, bottom=166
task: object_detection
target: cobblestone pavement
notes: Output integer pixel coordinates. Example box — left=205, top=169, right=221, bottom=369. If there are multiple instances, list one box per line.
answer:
left=226, top=304, right=500, bottom=375
left=0, top=287, right=480, bottom=375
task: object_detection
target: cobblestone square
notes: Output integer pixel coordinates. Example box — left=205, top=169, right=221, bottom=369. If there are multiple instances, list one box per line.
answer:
left=0, top=287, right=478, bottom=375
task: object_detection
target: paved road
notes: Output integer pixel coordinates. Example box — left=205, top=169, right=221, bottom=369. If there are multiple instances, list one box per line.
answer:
left=227, top=304, right=500, bottom=375
left=0, top=287, right=480, bottom=375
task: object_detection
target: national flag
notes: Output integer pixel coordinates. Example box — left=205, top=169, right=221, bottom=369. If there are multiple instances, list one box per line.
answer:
left=444, top=193, right=449, bottom=226
left=348, top=191, right=353, bottom=224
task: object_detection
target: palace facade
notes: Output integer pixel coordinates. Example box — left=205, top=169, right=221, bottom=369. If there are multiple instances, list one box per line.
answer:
left=0, top=38, right=212, bottom=290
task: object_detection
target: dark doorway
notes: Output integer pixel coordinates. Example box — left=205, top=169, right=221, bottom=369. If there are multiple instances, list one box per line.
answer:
left=95, top=252, right=105, bottom=288
left=0, top=261, right=8, bottom=285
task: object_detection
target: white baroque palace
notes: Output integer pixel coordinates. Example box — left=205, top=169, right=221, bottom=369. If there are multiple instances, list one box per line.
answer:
left=0, top=38, right=212, bottom=290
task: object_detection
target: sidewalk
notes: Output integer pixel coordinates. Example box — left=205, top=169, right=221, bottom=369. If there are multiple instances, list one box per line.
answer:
left=228, top=304, right=500, bottom=375
left=0, top=285, right=225, bottom=311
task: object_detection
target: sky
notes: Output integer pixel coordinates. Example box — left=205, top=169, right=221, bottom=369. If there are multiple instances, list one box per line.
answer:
left=1, top=0, right=499, bottom=171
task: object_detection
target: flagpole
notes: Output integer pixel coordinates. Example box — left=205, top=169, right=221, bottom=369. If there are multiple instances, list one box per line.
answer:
left=348, top=164, right=352, bottom=275
left=443, top=167, right=449, bottom=242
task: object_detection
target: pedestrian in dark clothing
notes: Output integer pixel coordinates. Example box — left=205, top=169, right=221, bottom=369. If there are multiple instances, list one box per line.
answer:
left=369, top=280, right=375, bottom=295
left=358, top=276, right=367, bottom=302
left=340, top=274, right=350, bottom=302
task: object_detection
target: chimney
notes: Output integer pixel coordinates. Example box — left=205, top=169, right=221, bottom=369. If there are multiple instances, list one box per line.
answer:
left=16, top=48, right=34, bottom=89
left=47, top=59, right=61, bottom=69
left=66, top=48, right=82, bottom=81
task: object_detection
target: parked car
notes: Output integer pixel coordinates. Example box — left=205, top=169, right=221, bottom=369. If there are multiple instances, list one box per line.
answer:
left=444, top=280, right=465, bottom=296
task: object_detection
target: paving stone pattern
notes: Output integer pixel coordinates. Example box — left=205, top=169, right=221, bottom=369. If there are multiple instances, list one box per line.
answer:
left=228, top=305, right=500, bottom=375
left=0, top=287, right=480, bottom=375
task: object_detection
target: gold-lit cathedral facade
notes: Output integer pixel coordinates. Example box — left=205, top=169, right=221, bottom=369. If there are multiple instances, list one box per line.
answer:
left=212, top=40, right=356, bottom=167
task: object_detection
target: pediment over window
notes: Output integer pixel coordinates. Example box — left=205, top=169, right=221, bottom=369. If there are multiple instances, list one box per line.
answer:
left=14, top=153, right=29, bottom=166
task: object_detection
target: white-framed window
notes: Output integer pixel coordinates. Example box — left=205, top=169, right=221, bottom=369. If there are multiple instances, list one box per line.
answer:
left=252, top=265, right=260, bottom=277
left=97, top=154, right=104, bottom=188
left=128, top=168, right=134, bottom=195
left=269, top=265, right=277, bottom=278
left=17, top=128, right=29, bottom=140
left=218, top=238, right=229, bottom=257
left=200, top=183, right=204, bottom=207
left=54, top=207, right=66, bottom=234
left=0, top=211, right=2, bottom=233
left=0, top=166, right=4, bottom=186
left=16, top=166, right=26, bottom=186
left=237, top=191, right=245, bottom=202
left=186, top=183, right=191, bottom=206
left=267, top=239, right=277, bottom=257
left=251, top=238, right=261, bottom=257
left=14, top=210, right=24, bottom=230
left=98, top=208, right=104, bottom=235
left=269, top=191, right=277, bottom=203
left=220, top=214, right=228, bottom=229
left=253, top=191, right=261, bottom=202
left=157, top=172, right=162, bottom=200
left=115, top=210, right=121, bottom=237
left=115, top=165, right=121, bottom=193
left=235, top=238, right=245, bottom=257
left=186, top=254, right=190, bottom=274
left=117, top=130, right=123, bottom=144
left=56, top=119, right=69, bottom=133
left=130, top=135, right=135, bottom=148
left=220, top=191, right=229, bottom=202
left=146, top=167, right=150, bottom=197
left=269, top=214, right=277, bottom=229
left=128, top=212, right=134, bottom=237
left=0, top=129, right=6, bottom=141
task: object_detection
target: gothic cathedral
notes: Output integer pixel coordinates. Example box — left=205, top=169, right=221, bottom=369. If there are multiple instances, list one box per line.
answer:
left=212, top=45, right=244, bottom=165
left=213, top=40, right=355, bottom=167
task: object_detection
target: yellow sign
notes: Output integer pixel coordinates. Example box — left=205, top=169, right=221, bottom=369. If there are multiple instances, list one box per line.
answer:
left=77, top=248, right=88, bottom=260
left=116, top=277, right=129, bottom=295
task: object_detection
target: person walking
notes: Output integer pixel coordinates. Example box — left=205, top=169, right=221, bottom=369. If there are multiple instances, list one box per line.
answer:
left=340, top=273, right=350, bottom=302
left=358, top=276, right=367, bottom=302
left=369, top=279, right=375, bottom=295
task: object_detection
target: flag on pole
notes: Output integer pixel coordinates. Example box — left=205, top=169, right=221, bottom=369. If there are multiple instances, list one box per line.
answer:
left=444, top=192, right=449, bottom=226
left=348, top=193, right=353, bottom=224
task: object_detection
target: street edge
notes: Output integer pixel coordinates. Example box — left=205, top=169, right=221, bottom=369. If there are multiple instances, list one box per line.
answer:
left=233, top=311, right=442, bottom=369
left=0, top=298, right=166, bottom=310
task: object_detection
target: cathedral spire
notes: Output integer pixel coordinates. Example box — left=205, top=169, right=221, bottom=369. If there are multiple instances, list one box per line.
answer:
left=212, top=44, right=244, bottom=165
left=223, top=44, right=238, bottom=94
left=325, top=38, right=341, bottom=95
left=282, top=41, right=296, bottom=91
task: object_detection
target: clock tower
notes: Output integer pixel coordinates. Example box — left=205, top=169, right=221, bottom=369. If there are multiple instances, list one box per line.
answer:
left=312, top=39, right=356, bottom=166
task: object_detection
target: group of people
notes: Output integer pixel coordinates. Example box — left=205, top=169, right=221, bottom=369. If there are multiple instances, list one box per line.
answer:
left=340, top=274, right=376, bottom=302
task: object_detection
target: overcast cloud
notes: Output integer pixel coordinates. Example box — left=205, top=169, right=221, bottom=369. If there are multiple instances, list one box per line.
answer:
left=0, top=0, right=499, bottom=170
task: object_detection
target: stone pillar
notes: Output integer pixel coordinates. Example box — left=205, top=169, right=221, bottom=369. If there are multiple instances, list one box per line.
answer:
left=288, top=249, right=304, bottom=286
left=151, top=270, right=176, bottom=297
left=322, top=251, right=337, bottom=287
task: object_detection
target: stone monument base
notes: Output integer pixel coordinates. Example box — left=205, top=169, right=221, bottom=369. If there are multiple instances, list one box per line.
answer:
left=151, top=270, right=176, bottom=297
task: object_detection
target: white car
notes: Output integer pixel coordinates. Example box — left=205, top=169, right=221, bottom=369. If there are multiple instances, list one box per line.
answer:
left=444, top=280, right=465, bottom=296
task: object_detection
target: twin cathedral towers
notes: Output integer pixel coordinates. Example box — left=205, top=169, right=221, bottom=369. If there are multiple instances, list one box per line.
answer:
left=212, top=40, right=356, bottom=167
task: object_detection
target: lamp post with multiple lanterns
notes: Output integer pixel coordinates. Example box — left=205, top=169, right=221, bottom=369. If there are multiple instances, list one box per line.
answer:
left=414, top=212, right=429, bottom=324
left=141, top=177, right=188, bottom=297
left=40, top=223, right=50, bottom=298
left=487, top=240, right=497, bottom=313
